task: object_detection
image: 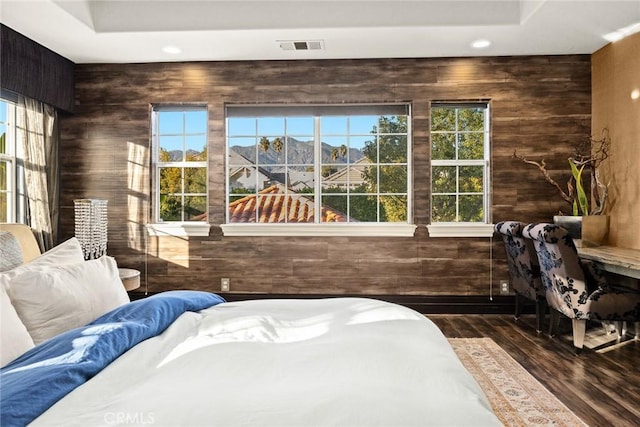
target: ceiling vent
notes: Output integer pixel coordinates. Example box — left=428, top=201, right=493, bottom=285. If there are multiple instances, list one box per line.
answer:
left=278, top=40, right=325, bottom=51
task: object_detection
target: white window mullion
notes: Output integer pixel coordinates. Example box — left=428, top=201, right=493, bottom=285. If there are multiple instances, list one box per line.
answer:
left=313, top=116, right=322, bottom=223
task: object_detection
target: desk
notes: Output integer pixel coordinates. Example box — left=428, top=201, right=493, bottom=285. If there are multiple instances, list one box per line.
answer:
left=577, top=246, right=640, bottom=280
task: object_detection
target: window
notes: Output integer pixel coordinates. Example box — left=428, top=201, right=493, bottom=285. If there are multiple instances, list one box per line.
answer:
left=149, top=106, right=209, bottom=236
left=428, top=103, right=493, bottom=237
left=224, top=104, right=414, bottom=236
left=0, top=99, right=24, bottom=223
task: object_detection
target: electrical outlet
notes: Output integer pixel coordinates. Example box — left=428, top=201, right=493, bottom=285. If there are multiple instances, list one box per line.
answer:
left=500, top=280, right=509, bottom=295
left=221, top=278, right=230, bottom=292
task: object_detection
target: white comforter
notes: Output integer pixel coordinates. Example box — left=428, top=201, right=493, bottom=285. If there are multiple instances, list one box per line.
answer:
left=33, top=298, right=500, bottom=426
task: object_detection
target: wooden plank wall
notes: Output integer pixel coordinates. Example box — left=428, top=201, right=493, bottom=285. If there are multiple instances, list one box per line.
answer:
left=59, top=56, right=591, bottom=297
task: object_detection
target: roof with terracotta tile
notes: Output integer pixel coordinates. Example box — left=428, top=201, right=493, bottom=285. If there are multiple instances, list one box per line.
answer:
left=229, top=184, right=351, bottom=223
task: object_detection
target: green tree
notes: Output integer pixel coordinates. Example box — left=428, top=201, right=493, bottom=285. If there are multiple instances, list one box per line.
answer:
left=362, top=116, right=408, bottom=222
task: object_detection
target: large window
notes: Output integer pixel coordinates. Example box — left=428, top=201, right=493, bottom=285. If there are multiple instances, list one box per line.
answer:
left=151, top=107, right=208, bottom=224
left=225, top=104, right=413, bottom=236
left=0, top=99, right=24, bottom=223
left=428, top=102, right=492, bottom=237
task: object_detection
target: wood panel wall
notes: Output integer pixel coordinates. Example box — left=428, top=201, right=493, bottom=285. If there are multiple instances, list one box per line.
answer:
left=59, top=56, right=591, bottom=298
left=592, top=33, right=640, bottom=249
left=0, top=25, right=75, bottom=112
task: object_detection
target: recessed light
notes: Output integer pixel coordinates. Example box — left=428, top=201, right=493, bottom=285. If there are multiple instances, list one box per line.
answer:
left=471, top=39, right=491, bottom=49
left=631, top=89, right=640, bottom=100
left=162, top=45, right=182, bottom=54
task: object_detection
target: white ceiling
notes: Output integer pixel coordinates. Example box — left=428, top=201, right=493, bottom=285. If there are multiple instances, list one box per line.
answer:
left=1, top=0, right=639, bottom=64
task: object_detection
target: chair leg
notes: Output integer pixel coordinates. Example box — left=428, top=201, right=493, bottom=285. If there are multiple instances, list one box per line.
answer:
left=572, top=319, right=587, bottom=354
left=549, top=309, right=561, bottom=337
left=535, top=299, right=545, bottom=334
left=514, top=294, right=521, bottom=320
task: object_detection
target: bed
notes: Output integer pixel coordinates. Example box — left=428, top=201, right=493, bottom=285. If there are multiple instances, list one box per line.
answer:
left=1, top=224, right=500, bottom=426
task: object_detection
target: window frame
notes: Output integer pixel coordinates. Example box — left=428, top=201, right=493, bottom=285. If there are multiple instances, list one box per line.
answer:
left=427, top=102, right=493, bottom=238
left=222, top=103, right=416, bottom=237
left=148, top=105, right=210, bottom=237
left=0, top=99, right=25, bottom=224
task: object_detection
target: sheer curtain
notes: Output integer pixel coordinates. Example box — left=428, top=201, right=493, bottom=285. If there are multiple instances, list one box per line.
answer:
left=16, top=96, right=59, bottom=251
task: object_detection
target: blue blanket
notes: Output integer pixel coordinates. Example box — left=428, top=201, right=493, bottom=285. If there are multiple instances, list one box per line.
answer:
left=0, top=291, right=225, bottom=427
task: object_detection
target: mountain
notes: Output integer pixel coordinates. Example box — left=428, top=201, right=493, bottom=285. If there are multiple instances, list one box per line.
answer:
left=230, top=136, right=365, bottom=165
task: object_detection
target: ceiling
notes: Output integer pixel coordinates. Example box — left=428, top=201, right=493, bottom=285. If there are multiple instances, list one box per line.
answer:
left=1, top=0, right=639, bottom=64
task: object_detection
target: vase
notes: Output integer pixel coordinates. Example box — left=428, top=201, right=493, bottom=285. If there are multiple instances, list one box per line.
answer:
left=553, top=215, right=609, bottom=248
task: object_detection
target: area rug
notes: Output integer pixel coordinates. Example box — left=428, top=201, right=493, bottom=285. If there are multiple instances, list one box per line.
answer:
left=449, top=338, right=588, bottom=427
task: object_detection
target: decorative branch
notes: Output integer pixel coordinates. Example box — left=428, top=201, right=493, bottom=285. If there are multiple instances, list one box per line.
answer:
left=512, top=128, right=611, bottom=215
left=511, top=150, right=573, bottom=205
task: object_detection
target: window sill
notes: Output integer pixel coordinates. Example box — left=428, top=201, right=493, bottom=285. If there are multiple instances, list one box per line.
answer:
left=426, top=223, right=494, bottom=238
left=221, top=223, right=417, bottom=237
left=146, top=223, right=211, bottom=237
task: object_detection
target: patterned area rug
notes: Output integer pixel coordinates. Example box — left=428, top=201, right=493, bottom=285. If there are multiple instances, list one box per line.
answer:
left=449, top=338, right=588, bottom=427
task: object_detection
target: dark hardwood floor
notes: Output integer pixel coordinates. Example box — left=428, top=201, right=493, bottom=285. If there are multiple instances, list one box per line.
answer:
left=429, top=314, right=639, bottom=427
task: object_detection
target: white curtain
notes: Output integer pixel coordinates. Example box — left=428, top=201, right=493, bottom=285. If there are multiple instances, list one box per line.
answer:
left=16, top=96, right=58, bottom=251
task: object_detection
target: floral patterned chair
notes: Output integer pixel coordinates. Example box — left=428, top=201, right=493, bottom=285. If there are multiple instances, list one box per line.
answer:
left=522, top=222, right=640, bottom=353
left=495, top=221, right=546, bottom=332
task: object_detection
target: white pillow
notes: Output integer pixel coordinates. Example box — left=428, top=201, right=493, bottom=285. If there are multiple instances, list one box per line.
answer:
left=0, top=285, right=35, bottom=367
left=8, top=256, right=130, bottom=344
left=0, top=237, right=85, bottom=291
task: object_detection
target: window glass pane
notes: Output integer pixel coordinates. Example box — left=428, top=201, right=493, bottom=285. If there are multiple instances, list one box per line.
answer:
left=322, top=195, right=347, bottom=221
left=288, top=138, right=314, bottom=165
left=360, top=165, right=378, bottom=194
left=379, top=115, right=407, bottom=133
left=349, top=116, right=378, bottom=134
left=0, top=160, right=7, bottom=191
left=258, top=137, right=285, bottom=164
left=185, top=135, right=207, bottom=160
left=228, top=118, right=255, bottom=136
left=458, top=108, right=484, bottom=132
left=349, top=136, right=369, bottom=160
left=185, top=110, right=207, bottom=133
left=184, top=196, right=206, bottom=221
left=322, top=166, right=347, bottom=193
left=229, top=166, right=257, bottom=193
left=228, top=137, right=257, bottom=163
left=258, top=117, right=285, bottom=136
left=286, top=117, right=313, bottom=136
left=379, top=135, right=407, bottom=163
left=379, top=165, right=406, bottom=194
left=431, top=133, right=455, bottom=160
left=431, top=107, right=456, bottom=131
left=0, top=124, right=6, bottom=154
left=459, top=195, right=484, bottom=221
left=459, top=166, right=484, bottom=193
left=159, top=195, right=182, bottom=221
left=432, top=195, right=456, bottom=222
left=158, top=111, right=183, bottom=134
left=184, top=167, right=207, bottom=193
left=458, top=133, right=484, bottom=160
left=0, top=192, right=6, bottom=223
left=350, top=195, right=378, bottom=222
left=159, top=136, right=182, bottom=156
left=432, top=166, right=456, bottom=193
left=289, top=166, right=314, bottom=193
left=0, top=102, right=6, bottom=123
left=160, top=167, right=182, bottom=193
left=321, top=116, right=347, bottom=134
left=380, top=195, right=407, bottom=222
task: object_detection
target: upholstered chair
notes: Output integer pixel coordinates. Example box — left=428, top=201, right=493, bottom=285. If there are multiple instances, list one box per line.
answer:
left=522, top=222, right=640, bottom=353
left=495, top=221, right=546, bottom=332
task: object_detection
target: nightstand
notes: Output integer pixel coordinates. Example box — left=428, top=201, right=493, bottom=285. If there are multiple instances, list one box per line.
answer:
left=118, top=268, right=141, bottom=291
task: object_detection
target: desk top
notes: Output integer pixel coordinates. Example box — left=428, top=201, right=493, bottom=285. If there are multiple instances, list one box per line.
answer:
left=577, top=245, right=640, bottom=279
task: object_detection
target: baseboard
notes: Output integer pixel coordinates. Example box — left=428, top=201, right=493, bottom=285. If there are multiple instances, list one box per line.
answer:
left=130, top=291, right=531, bottom=314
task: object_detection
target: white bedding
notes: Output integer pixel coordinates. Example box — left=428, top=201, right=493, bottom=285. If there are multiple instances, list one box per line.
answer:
left=33, top=298, right=500, bottom=426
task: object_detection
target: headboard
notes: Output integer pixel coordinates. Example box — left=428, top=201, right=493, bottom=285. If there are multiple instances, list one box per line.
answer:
left=0, top=223, right=42, bottom=264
